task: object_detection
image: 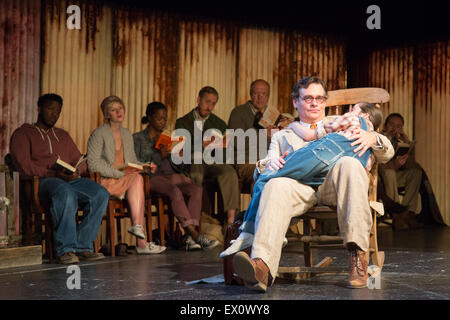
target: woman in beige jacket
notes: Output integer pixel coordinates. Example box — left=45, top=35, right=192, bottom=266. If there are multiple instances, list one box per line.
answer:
left=87, top=96, right=166, bottom=254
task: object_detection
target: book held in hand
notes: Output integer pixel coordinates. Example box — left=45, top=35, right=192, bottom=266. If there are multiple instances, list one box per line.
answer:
left=155, top=130, right=184, bottom=151
left=395, top=141, right=415, bottom=156
left=116, top=163, right=144, bottom=171
left=155, top=130, right=172, bottom=150
left=258, top=107, right=282, bottom=128
left=55, top=155, right=86, bottom=174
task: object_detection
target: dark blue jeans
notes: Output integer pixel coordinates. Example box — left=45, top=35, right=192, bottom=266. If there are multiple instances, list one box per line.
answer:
left=38, top=177, right=110, bottom=257
left=240, top=131, right=371, bottom=234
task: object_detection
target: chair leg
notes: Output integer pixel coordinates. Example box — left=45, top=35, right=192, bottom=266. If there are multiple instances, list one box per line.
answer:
left=157, top=197, right=165, bottom=246
left=93, top=238, right=100, bottom=253
left=146, top=198, right=153, bottom=243
left=45, top=214, right=54, bottom=263
left=167, top=210, right=174, bottom=239
left=369, top=209, right=385, bottom=269
left=107, top=203, right=116, bottom=257
left=303, top=220, right=313, bottom=268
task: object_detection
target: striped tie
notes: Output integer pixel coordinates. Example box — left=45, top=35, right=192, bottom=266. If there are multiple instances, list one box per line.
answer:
left=310, top=122, right=317, bottom=129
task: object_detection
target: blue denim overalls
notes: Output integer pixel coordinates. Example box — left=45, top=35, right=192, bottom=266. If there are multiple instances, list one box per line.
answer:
left=240, top=117, right=371, bottom=234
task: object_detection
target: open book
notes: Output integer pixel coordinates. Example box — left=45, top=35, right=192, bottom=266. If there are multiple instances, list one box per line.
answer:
left=55, top=155, right=86, bottom=174
left=155, top=130, right=184, bottom=151
left=116, top=163, right=144, bottom=171
left=155, top=130, right=172, bottom=150
left=258, top=107, right=282, bottom=128
left=395, top=141, right=415, bottom=156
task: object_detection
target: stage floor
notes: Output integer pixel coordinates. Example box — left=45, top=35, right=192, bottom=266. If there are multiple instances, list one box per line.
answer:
left=0, top=224, right=449, bottom=300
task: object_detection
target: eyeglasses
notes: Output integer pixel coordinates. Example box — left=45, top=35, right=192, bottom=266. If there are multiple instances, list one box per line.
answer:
left=299, top=95, right=327, bottom=104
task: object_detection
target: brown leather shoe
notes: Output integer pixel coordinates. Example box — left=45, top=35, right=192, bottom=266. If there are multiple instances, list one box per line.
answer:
left=392, top=211, right=410, bottom=231
left=406, top=212, right=424, bottom=229
left=233, top=251, right=273, bottom=293
left=347, top=245, right=368, bottom=289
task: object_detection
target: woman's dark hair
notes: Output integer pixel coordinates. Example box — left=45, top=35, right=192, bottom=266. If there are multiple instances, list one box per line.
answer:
left=357, top=102, right=383, bottom=131
left=142, top=102, right=167, bottom=124
left=384, top=113, right=404, bottom=127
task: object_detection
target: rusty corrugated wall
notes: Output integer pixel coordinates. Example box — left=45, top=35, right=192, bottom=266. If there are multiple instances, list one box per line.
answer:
left=39, top=0, right=348, bottom=149
left=0, top=0, right=41, bottom=162
left=112, top=8, right=179, bottom=133
left=414, top=40, right=450, bottom=225
left=294, top=33, right=346, bottom=116
left=368, top=47, right=415, bottom=138
left=237, top=28, right=281, bottom=112
left=349, top=42, right=450, bottom=225
left=3, top=0, right=448, bottom=226
left=177, top=19, right=238, bottom=124
left=41, top=0, right=112, bottom=153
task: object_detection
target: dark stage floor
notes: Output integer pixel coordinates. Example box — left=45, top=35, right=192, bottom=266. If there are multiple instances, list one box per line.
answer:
left=0, top=224, right=449, bottom=301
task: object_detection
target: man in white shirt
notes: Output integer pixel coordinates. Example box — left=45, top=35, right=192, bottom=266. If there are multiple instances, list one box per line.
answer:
left=232, top=76, right=394, bottom=292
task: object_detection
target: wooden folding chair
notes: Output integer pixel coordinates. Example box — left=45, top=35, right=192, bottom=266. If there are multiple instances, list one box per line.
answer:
left=276, top=87, right=389, bottom=281
left=5, top=154, right=101, bottom=263
left=93, top=172, right=166, bottom=256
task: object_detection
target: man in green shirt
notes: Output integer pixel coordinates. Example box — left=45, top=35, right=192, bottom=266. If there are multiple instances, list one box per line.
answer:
left=175, top=86, right=240, bottom=226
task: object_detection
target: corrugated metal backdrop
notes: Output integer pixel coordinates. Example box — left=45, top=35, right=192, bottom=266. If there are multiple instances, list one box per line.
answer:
left=41, top=0, right=112, bottom=154
left=112, top=7, right=179, bottom=133
left=350, top=42, right=450, bottom=224
left=0, top=0, right=41, bottom=162
left=0, top=0, right=448, bottom=224
left=414, top=40, right=450, bottom=225
left=38, top=0, right=348, bottom=150
left=177, top=20, right=238, bottom=125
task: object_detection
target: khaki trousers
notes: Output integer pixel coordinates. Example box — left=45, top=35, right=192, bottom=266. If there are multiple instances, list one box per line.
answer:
left=379, top=164, right=422, bottom=213
left=251, top=157, right=373, bottom=279
left=236, top=163, right=257, bottom=185
left=190, top=163, right=240, bottom=212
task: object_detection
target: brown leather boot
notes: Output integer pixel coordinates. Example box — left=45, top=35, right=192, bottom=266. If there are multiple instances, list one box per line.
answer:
left=347, top=244, right=368, bottom=289
left=233, top=251, right=273, bottom=293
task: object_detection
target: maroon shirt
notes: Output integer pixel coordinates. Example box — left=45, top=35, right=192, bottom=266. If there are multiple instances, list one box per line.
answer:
left=9, top=123, right=87, bottom=178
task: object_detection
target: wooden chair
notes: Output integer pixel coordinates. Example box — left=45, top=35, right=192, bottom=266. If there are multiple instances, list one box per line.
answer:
left=5, top=154, right=100, bottom=263
left=276, top=87, right=389, bottom=281
left=93, top=172, right=166, bottom=256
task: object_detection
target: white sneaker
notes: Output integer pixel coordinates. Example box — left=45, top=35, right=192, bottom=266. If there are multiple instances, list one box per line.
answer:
left=185, top=235, right=201, bottom=251
left=197, top=234, right=220, bottom=250
left=219, top=232, right=254, bottom=259
left=136, top=242, right=166, bottom=254
left=128, top=225, right=145, bottom=239
left=282, top=237, right=288, bottom=248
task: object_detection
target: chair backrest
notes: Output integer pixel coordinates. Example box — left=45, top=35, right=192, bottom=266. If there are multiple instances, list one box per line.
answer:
left=325, top=87, right=390, bottom=115
left=325, top=87, right=390, bottom=202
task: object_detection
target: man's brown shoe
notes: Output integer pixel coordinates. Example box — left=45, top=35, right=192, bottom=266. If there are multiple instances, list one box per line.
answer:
left=76, top=251, right=105, bottom=261
left=56, top=252, right=80, bottom=265
left=232, top=251, right=272, bottom=293
left=392, top=211, right=410, bottom=231
left=406, top=212, right=424, bottom=229
left=347, top=245, right=368, bottom=289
